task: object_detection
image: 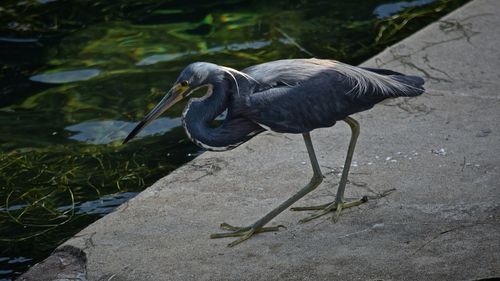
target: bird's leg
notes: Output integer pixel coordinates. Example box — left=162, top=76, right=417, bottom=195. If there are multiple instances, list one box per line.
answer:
left=210, top=132, right=323, bottom=247
left=292, top=117, right=368, bottom=223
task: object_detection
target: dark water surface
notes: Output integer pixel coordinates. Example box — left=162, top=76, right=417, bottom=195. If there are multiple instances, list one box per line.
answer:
left=0, top=0, right=467, bottom=279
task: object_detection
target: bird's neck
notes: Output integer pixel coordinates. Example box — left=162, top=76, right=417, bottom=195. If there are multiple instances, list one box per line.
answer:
left=182, top=82, right=263, bottom=151
left=182, top=82, right=231, bottom=150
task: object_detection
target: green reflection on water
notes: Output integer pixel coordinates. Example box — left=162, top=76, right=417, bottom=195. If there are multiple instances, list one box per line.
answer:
left=0, top=0, right=467, bottom=278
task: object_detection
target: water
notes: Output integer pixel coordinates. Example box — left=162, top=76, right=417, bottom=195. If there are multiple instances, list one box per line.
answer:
left=0, top=0, right=467, bottom=279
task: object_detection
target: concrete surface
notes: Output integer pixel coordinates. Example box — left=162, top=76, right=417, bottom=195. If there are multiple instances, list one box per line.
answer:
left=20, top=0, right=500, bottom=280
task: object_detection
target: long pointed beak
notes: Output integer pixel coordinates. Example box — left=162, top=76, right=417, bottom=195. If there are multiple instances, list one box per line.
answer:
left=123, top=84, right=187, bottom=144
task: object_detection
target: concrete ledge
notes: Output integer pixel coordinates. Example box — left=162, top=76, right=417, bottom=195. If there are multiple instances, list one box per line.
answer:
left=21, top=0, right=500, bottom=280
left=18, top=246, right=87, bottom=281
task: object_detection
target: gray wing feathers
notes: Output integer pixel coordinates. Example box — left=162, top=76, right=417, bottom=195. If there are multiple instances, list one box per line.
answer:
left=242, top=58, right=425, bottom=98
left=245, top=77, right=349, bottom=133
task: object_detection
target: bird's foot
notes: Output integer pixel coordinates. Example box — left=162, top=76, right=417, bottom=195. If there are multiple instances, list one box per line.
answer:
left=210, top=223, right=285, bottom=247
left=291, top=196, right=368, bottom=223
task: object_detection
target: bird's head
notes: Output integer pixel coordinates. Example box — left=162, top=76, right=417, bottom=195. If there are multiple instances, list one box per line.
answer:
left=122, top=62, right=223, bottom=144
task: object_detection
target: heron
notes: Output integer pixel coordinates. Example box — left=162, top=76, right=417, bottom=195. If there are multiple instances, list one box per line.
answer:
left=123, top=58, right=425, bottom=247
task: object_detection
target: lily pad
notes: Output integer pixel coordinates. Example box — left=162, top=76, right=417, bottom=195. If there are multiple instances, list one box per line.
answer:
left=136, top=53, right=186, bottom=66
left=30, top=69, right=101, bottom=84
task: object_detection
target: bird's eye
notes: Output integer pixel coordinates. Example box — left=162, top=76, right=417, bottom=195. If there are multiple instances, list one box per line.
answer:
left=180, top=80, right=189, bottom=87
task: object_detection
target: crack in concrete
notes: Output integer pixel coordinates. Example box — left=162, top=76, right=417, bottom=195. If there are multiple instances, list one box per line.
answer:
left=388, top=49, right=452, bottom=82
left=373, top=13, right=495, bottom=85
left=182, top=158, right=228, bottom=183
left=426, top=89, right=500, bottom=100
left=438, top=13, right=493, bottom=42
left=84, top=232, right=96, bottom=250
left=383, top=97, right=433, bottom=116
left=422, top=54, right=453, bottom=81
left=410, top=222, right=494, bottom=256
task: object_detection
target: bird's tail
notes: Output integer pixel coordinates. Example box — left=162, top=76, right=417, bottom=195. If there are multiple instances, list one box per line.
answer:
left=360, top=67, right=425, bottom=97
left=389, top=74, right=425, bottom=96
